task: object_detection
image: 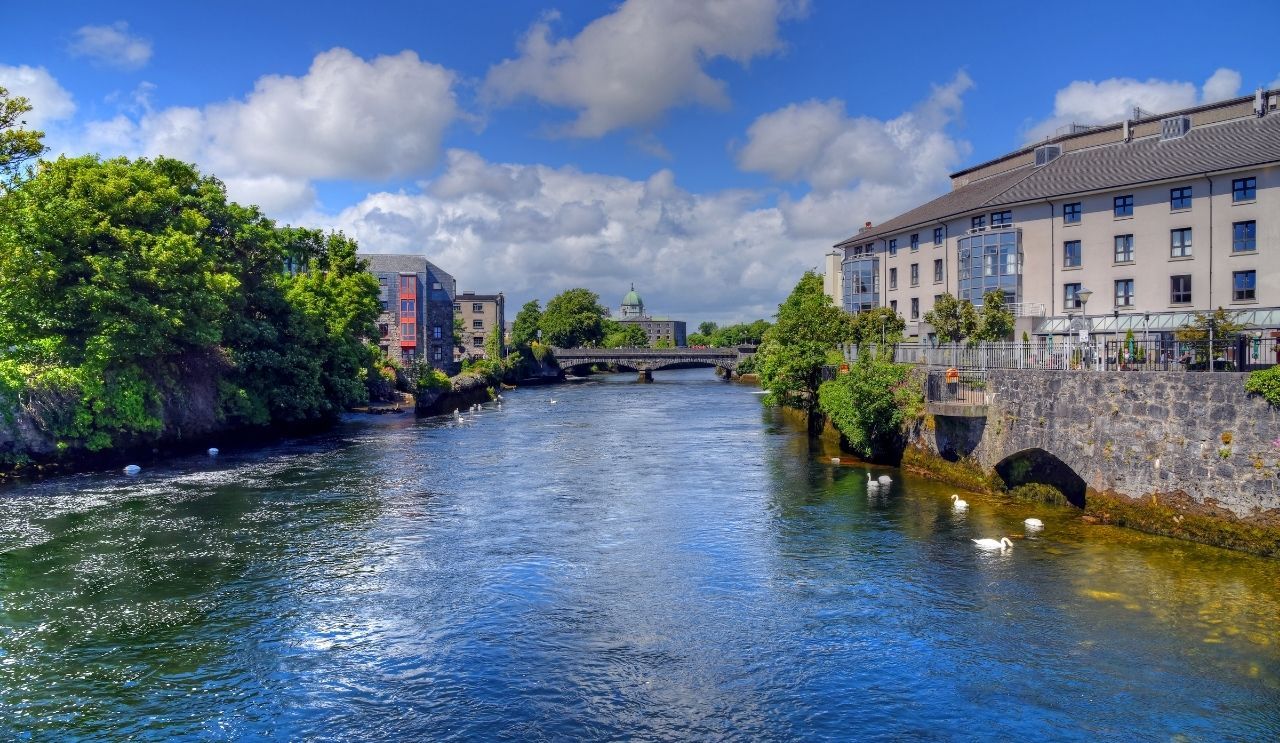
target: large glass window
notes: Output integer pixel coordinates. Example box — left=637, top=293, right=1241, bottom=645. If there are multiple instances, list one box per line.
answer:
left=990, top=210, right=1012, bottom=226
left=933, top=259, right=943, bottom=283
left=401, top=322, right=415, bottom=337
left=1233, top=221, right=1256, bottom=252
left=1063, top=240, right=1081, bottom=267
left=400, top=299, right=416, bottom=314
left=399, top=275, right=416, bottom=294
left=910, top=263, right=919, bottom=286
left=1170, top=228, right=1192, bottom=258
left=933, top=227, right=944, bottom=245
left=1114, top=234, right=1134, bottom=263
left=1114, top=279, right=1135, bottom=307
left=1232, top=177, right=1256, bottom=202
left=1114, top=195, right=1134, bottom=217
left=1234, top=270, right=1256, bottom=301
left=1064, top=283, right=1082, bottom=310
left=1170, top=186, right=1192, bottom=210
left=1170, top=275, right=1192, bottom=304
left=1063, top=202, right=1081, bottom=223
left=957, top=230, right=1021, bottom=306
left=842, top=257, right=880, bottom=312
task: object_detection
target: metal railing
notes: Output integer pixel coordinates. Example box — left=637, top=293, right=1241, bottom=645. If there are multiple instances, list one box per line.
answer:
left=843, top=336, right=1280, bottom=372
left=925, top=369, right=990, bottom=405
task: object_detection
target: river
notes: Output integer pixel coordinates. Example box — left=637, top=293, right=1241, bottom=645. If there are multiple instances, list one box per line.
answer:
left=0, top=368, right=1277, bottom=740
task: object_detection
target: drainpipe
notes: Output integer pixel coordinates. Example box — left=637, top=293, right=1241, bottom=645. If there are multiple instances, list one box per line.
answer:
left=1203, top=173, right=1214, bottom=311
left=1045, top=198, right=1055, bottom=320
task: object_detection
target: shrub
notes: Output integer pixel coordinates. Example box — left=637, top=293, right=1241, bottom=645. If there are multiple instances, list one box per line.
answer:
left=818, top=355, right=923, bottom=459
left=416, top=369, right=451, bottom=392
left=1245, top=366, right=1280, bottom=407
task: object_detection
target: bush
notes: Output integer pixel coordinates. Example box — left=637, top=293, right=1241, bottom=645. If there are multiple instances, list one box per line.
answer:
left=817, top=355, right=923, bottom=459
left=1245, top=366, right=1280, bottom=406
left=416, top=369, right=451, bottom=392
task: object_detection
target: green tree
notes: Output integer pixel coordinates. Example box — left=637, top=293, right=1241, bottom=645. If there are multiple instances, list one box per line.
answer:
left=923, top=293, right=977, bottom=344
left=0, top=87, right=45, bottom=183
left=1176, top=308, right=1246, bottom=365
left=757, top=272, right=851, bottom=422
left=484, top=325, right=505, bottom=362
left=697, top=321, right=718, bottom=336
left=848, top=306, right=906, bottom=348
left=818, top=355, right=923, bottom=459
left=974, top=289, right=1016, bottom=342
left=511, top=300, right=542, bottom=352
left=540, top=288, right=608, bottom=347
left=603, top=320, right=649, bottom=348
left=653, top=339, right=674, bottom=349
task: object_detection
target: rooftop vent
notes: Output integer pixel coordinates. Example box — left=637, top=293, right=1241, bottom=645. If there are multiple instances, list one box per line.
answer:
left=1034, top=144, right=1061, bottom=167
left=1161, top=115, right=1191, bottom=140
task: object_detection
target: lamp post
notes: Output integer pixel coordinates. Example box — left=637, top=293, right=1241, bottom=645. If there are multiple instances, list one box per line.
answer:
left=1077, top=288, right=1093, bottom=369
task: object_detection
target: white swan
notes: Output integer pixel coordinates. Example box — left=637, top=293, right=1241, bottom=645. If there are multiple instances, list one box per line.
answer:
left=1024, top=518, right=1044, bottom=529
left=950, top=494, right=968, bottom=511
left=123, top=464, right=141, bottom=476
left=549, top=399, right=558, bottom=405
left=973, top=537, right=1013, bottom=551
left=877, top=474, right=892, bottom=486
left=865, top=472, right=880, bottom=490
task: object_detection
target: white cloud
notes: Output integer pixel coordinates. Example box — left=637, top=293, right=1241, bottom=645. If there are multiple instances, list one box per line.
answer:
left=738, top=72, right=974, bottom=237
left=316, top=149, right=808, bottom=323
left=74, top=48, right=459, bottom=216
left=1026, top=69, right=1245, bottom=142
left=69, top=22, right=152, bottom=70
left=483, top=0, right=805, bottom=137
left=0, top=64, right=76, bottom=127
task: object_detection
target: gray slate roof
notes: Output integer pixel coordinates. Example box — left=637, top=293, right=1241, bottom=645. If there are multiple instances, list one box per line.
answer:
left=360, top=253, right=430, bottom=274
left=836, top=113, right=1280, bottom=248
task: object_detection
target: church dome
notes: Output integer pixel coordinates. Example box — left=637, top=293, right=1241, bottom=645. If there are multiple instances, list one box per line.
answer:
left=622, top=286, right=643, bottom=308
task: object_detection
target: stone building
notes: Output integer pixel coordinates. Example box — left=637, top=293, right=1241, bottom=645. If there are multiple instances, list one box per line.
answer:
left=833, top=88, right=1280, bottom=344
left=617, top=284, right=687, bottom=347
left=361, top=253, right=459, bottom=374
left=455, top=291, right=505, bottom=362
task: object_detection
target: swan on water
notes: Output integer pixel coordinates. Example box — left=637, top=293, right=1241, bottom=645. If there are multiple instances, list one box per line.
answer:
left=877, top=474, right=892, bottom=486
left=1024, top=518, right=1044, bottom=529
left=549, top=399, right=558, bottom=405
left=950, top=494, right=968, bottom=511
left=123, top=464, right=141, bottom=476
left=972, top=537, right=1013, bottom=551
left=865, top=472, right=880, bottom=491
left=208, top=447, right=219, bottom=457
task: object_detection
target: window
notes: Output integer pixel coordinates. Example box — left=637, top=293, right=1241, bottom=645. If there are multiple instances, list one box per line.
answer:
left=1114, top=279, right=1134, bottom=308
left=910, top=297, right=919, bottom=320
left=472, top=319, right=483, bottom=329
left=400, top=299, right=416, bottom=314
left=1063, top=240, right=1081, bottom=268
left=432, top=347, right=442, bottom=361
left=380, top=300, right=388, bottom=311
left=1170, top=275, right=1192, bottom=304
left=1170, top=228, right=1192, bottom=258
left=1063, top=202, right=1081, bottom=224
left=379, top=323, right=389, bottom=337
left=473, top=336, right=484, bottom=348
left=1114, top=234, right=1134, bottom=263
left=399, top=275, right=415, bottom=293
left=889, top=299, right=897, bottom=314
left=472, top=302, right=484, bottom=312
left=910, top=263, right=919, bottom=286
left=1170, top=186, right=1192, bottom=210
left=888, top=238, right=898, bottom=256
left=1232, top=177, right=1256, bottom=202
left=933, top=227, right=944, bottom=245
left=1233, top=270, right=1257, bottom=301
left=990, top=210, right=1012, bottom=226
left=971, top=215, right=986, bottom=229
left=1064, top=283, right=1082, bottom=310
left=957, top=230, right=1021, bottom=306
left=432, top=282, right=442, bottom=290
left=910, top=233, right=919, bottom=251
left=1233, top=221, right=1256, bottom=252
left=1114, top=195, right=1133, bottom=217
left=933, top=259, right=943, bottom=283
left=401, top=322, right=415, bottom=337
left=432, top=325, right=442, bottom=339
left=889, top=267, right=898, bottom=289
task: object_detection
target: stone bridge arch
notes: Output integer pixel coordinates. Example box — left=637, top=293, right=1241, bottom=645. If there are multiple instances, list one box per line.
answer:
left=993, top=447, right=1088, bottom=508
left=552, top=347, right=746, bottom=382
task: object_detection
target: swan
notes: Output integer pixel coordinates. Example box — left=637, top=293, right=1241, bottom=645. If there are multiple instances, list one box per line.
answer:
left=1024, top=518, right=1044, bottom=529
left=123, top=464, right=141, bottom=476
left=973, top=537, right=1013, bottom=551
left=207, top=447, right=219, bottom=457
left=549, top=399, right=558, bottom=405
left=950, top=494, right=968, bottom=511
left=877, top=474, right=892, bottom=486
left=865, top=472, right=880, bottom=491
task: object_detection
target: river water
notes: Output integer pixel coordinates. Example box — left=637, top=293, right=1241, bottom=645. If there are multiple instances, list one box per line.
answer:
left=0, top=368, right=1277, bottom=741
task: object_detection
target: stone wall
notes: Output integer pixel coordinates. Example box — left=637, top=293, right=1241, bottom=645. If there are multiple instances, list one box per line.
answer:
left=913, top=370, right=1280, bottom=522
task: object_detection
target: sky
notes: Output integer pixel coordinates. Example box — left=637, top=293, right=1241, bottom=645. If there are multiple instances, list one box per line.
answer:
left=4, top=0, right=1279, bottom=324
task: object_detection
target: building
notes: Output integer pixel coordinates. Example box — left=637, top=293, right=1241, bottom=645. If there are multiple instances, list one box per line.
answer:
left=618, top=284, right=687, bottom=347
left=455, top=291, right=505, bottom=362
left=822, top=250, right=844, bottom=308
left=361, top=253, right=459, bottom=373
left=833, top=88, right=1280, bottom=344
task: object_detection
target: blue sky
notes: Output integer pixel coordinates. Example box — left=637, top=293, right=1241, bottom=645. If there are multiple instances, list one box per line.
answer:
left=4, top=0, right=1279, bottom=322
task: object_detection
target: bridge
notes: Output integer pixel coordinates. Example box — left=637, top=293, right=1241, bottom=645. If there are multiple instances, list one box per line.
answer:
left=551, top=346, right=752, bottom=382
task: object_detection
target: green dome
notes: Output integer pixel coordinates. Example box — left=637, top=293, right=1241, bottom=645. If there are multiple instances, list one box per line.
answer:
left=622, top=285, right=643, bottom=307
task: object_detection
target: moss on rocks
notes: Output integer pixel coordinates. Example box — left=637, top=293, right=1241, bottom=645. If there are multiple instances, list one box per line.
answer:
left=1085, top=490, right=1280, bottom=557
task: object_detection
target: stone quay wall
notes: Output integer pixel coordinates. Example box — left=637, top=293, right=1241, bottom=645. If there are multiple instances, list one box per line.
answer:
left=913, top=370, right=1280, bottom=523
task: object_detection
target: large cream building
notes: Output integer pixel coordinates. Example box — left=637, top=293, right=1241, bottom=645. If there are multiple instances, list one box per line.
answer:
left=833, top=89, right=1280, bottom=343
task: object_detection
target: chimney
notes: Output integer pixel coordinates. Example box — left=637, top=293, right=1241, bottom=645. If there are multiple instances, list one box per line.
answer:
left=857, top=220, right=872, bottom=234
left=1256, top=88, right=1266, bottom=117
left=1122, top=119, right=1131, bottom=142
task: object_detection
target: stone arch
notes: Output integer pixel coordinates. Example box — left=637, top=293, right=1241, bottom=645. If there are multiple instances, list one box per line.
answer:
left=994, top=447, right=1087, bottom=508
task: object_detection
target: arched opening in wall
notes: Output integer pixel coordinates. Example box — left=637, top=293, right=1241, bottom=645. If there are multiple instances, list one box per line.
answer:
left=994, top=448, right=1087, bottom=509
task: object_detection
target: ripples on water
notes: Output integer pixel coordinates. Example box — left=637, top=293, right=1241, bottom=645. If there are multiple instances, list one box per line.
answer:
left=0, top=368, right=1277, bottom=741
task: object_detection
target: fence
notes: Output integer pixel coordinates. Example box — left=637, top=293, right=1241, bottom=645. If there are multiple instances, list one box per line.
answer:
left=843, top=336, right=1280, bottom=372
left=925, top=369, right=989, bottom=405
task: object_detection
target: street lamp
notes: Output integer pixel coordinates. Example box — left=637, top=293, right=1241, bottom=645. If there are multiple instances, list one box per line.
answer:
left=1076, top=288, right=1093, bottom=368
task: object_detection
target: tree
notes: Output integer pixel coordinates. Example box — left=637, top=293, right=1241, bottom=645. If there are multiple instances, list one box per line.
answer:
left=1176, top=308, right=1246, bottom=365
left=484, top=325, right=504, bottom=362
left=756, top=272, right=851, bottom=422
left=848, top=306, right=905, bottom=347
left=974, top=289, right=1016, bottom=342
left=511, top=300, right=542, bottom=352
left=0, top=87, right=45, bottom=183
left=603, top=320, right=649, bottom=348
left=697, top=321, right=718, bottom=336
left=923, top=293, right=977, bottom=344
left=818, top=354, right=923, bottom=459
left=540, top=288, right=608, bottom=347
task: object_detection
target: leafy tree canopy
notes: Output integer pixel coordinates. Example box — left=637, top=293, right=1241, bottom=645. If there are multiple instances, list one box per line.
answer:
left=848, top=306, right=905, bottom=347
left=511, top=299, right=542, bottom=352
left=603, top=320, right=649, bottom=348
left=0, top=87, right=45, bottom=183
left=540, top=288, right=607, bottom=348
left=974, top=289, right=1016, bottom=342
left=923, top=293, right=978, bottom=344
left=756, top=272, right=851, bottom=416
